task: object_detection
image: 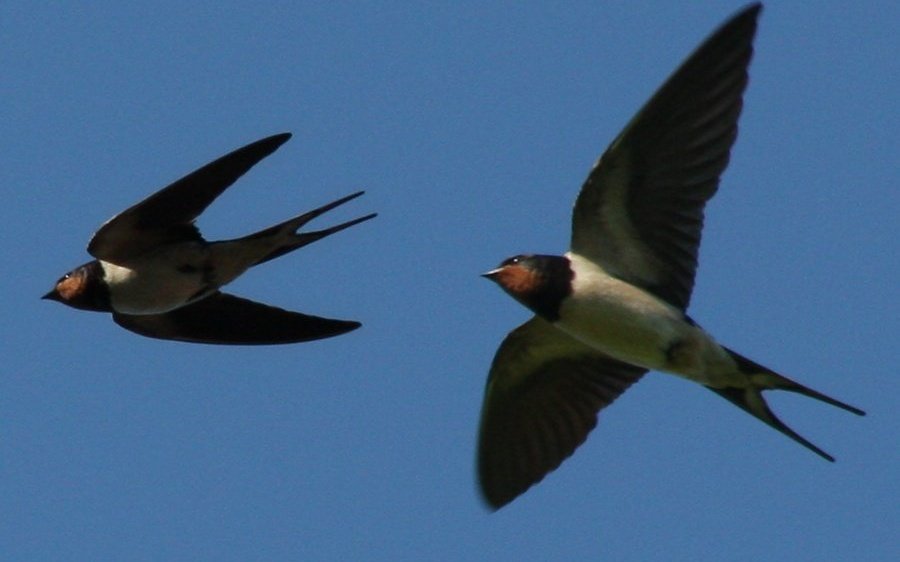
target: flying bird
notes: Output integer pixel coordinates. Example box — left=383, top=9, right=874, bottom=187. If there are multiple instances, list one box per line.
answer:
left=478, top=3, right=864, bottom=510
left=43, top=133, right=376, bottom=345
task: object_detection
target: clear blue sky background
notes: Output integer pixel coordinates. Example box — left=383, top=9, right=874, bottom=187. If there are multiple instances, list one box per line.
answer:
left=3, top=2, right=897, bottom=560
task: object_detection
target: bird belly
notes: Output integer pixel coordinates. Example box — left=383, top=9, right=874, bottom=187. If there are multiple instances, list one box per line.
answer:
left=101, top=244, right=216, bottom=315
left=556, top=270, right=736, bottom=385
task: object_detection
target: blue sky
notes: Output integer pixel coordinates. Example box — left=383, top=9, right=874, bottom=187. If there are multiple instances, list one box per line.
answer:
left=3, top=2, right=897, bottom=560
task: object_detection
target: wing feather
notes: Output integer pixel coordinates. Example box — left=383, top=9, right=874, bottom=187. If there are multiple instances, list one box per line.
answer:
left=570, top=5, right=760, bottom=310
left=477, top=317, right=646, bottom=509
left=89, top=133, right=292, bottom=263
left=113, top=291, right=360, bottom=345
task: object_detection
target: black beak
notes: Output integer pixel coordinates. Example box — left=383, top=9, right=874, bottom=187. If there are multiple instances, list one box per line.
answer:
left=42, top=290, right=59, bottom=301
left=481, top=268, right=502, bottom=280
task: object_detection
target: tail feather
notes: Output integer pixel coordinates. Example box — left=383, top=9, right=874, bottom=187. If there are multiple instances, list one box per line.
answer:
left=245, top=191, right=376, bottom=266
left=707, top=348, right=865, bottom=461
left=708, top=385, right=838, bottom=461
left=728, top=350, right=866, bottom=416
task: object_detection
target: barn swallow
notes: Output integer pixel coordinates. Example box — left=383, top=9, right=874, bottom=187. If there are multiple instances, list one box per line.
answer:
left=43, top=133, right=376, bottom=345
left=478, top=4, right=865, bottom=510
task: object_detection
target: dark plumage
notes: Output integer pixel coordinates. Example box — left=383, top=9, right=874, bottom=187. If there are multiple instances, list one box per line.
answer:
left=44, top=133, right=376, bottom=345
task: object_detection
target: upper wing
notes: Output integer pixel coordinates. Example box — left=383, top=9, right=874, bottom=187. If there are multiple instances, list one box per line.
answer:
left=570, top=4, right=760, bottom=310
left=88, top=133, right=292, bottom=263
left=477, top=317, right=646, bottom=510
left=112, top=291, right=361, bottom=345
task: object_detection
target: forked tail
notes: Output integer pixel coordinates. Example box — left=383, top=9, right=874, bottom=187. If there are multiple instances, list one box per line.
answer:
left=707, top=348, right=865, bottom=462
left=245, top=191, right=376, bottom=266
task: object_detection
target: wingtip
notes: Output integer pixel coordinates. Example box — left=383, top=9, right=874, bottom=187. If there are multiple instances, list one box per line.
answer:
left=274, top=132, right=292, bottom=146
left=743, top=2, right=762, bottom=14
left=478, top=489, right=508, bottom=512
left=482, top=502, right=503, bottom=513
left=732, top=2, right=763, bottom=21
left=258, top=132, right=293, bottom=150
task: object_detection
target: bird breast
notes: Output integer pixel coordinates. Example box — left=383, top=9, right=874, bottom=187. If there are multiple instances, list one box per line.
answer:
left=101, top=244, right=213, bottom=315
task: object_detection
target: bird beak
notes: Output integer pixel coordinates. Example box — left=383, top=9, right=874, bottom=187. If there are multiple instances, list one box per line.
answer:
left=42, top=290, right=59, bottom=301
left=481, top=268, right=502, bottom=280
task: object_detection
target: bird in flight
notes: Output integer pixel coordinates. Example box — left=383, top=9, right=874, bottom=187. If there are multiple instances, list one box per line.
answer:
left=43, top=133, right=376, bottom=345
left=478, top=3, right=864, bottom=510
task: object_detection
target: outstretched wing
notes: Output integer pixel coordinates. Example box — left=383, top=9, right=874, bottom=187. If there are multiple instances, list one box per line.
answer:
left=113, top=291, right=360, bottom=345
left=570, top=5, right=760, bottom=310
left=89, top=133, right=292, bottom=263
left=477, top=317, right=646, bottom=510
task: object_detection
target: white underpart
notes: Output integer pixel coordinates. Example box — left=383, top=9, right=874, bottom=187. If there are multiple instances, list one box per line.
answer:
left=102, top=235, right=280, bottom=315
left=101, top=243, right=214, bottom=315
left=557, top=252, right=739, bottom=386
